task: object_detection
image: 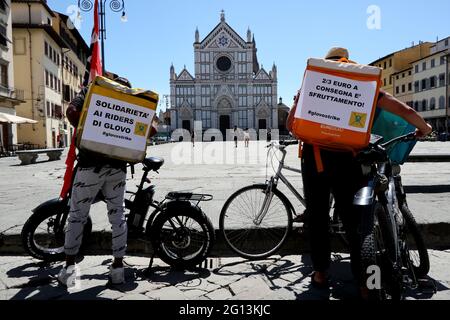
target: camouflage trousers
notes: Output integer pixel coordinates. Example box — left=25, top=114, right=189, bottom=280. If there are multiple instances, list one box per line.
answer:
left=64, top=166, right=127, bottom=258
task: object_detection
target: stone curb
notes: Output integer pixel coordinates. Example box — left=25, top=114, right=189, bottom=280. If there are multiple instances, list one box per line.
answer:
left=2, top=223, right=450, bottom=257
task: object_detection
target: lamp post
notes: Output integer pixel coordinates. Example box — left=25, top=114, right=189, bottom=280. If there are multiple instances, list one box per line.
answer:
left=77, top=0, right=127, bottom=74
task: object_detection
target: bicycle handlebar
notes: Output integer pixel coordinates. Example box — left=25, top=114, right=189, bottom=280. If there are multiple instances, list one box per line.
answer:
left=280, top=140, right=300, bottom=147
left=357, top=132, right=417, bottom=165
left=381, top=132, right=416, bottom=149
left=266, top=140, right=299, bottom=148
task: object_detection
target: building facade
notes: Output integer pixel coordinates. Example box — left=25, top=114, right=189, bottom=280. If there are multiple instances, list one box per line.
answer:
left=410, top=37, right=450, bottom=133
left=370, top=42, right=432, bottom=95
left=11, top=0, right=88, bottom=148
left=392, top=67, right=413, bottom=106
left=0, top=0, right=24, bottom=151
left=277, top=97, right=289, bottom=135
left=169, top=12, right=278, bottom=138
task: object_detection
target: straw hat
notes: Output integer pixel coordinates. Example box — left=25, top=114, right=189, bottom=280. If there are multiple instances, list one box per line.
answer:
left=325, top=47, right=350, bottom=60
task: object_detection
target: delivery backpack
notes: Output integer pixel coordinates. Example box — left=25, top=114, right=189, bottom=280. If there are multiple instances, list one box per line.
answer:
left=293, top=58, right=382, bottom=172
left=76, top=76, right=159, bottom=164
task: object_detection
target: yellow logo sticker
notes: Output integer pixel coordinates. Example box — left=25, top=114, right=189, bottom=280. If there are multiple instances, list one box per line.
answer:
left=134, top=122, right=149, bottom=137
left=348, top=112, right=368, bottom=129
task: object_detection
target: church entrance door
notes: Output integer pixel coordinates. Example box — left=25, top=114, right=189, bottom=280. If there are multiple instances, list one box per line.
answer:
left=258, top=119, right=267, bottom=130
left=182, top=120, right=191, bottom=132
left=219, top=115, right=230, bottom=139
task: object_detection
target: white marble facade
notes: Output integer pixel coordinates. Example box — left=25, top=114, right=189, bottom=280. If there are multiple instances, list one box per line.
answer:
left=169, top=11, right=278, bottom=136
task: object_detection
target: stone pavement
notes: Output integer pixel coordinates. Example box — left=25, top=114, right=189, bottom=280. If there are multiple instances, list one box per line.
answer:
left=1, top=250, right=450, bottom=300
left=1, top=141, right=450, bottom=234
left=1, top=141, right=450, bottom=254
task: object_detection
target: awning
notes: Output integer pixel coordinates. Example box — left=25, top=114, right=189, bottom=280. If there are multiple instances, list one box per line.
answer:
left=0, top=112, right=38, bottom=124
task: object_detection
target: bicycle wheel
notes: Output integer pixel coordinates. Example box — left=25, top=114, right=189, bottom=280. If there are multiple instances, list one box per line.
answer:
left=360, top=202, right=401, bottom=300
left=150, top=206, right=215, bottom=270
left=21, top=199, right=92, bottom=262
left=219, top=184, right=292, bottom=260
left=399, top=203, right=430, bottom=278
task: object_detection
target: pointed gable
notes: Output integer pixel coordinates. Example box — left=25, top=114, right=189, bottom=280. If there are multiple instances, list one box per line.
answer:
left=254, top=68, right=271, bottom=80
left=176, top=68, right=195, bottom=81
left=200, top=21, right=248, bottom=50
left=213, top=84, right=236, bottom=101
left=256, top=100, right=271, bottom=118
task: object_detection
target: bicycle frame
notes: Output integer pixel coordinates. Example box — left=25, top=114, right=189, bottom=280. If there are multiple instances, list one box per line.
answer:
left=272, top=147, right=306, bottom=207
left=255, top=144, right=306, bottom=224
left=355, top=133, right=418, bottom=291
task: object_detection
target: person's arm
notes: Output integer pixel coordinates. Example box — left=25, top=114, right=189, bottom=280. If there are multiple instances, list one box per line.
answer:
left=66, top=88, right=87, bottom=128
left=148, top=119, right=158, bottom=138
left=377, top=90, right=432, bottom=138
left=286, top=91, right=301, bottom=136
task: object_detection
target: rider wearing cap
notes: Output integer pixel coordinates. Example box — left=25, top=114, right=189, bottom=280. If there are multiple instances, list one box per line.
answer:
left=287, top=47, right=432, bottom=297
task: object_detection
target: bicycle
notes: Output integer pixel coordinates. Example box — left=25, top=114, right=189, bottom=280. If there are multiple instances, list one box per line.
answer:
left=219, top=140, right=346, bottom=260
left=21, top=157, right=216, bottom=270
left=219, top=136, right=429, bottom=298
left=356, top=133, right=430, bottom=300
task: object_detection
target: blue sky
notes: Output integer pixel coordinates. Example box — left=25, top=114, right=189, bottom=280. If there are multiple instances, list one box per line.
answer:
left=48, top=0, right=450, bottom=111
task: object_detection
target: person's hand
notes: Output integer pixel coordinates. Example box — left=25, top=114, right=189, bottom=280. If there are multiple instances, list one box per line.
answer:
left=293, top=91, right=300, bottom=108
left=66, top=107, right=81, bottom=128
left=415, top=124, right=433, bottom=138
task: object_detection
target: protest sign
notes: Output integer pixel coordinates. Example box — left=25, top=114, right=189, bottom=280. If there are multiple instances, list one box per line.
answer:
left=293, top=58, right=382, bottom=150
left=77, top=77, right=158, bottom=163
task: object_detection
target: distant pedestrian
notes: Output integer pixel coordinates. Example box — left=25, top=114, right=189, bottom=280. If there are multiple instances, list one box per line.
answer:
left=191, top=130, right=195, bottom=147
left=244, top=128, right=250, bottom=148
left=233, top=126, right=238, bottom=148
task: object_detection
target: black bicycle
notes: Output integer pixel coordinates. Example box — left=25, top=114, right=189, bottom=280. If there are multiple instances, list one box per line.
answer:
left=356, top=133, right=430, bottom=300
left=21, top=157, right=215, bottom=270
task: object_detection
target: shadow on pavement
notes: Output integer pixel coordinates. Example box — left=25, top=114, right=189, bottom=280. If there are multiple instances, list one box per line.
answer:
left=141, top=266, right=211, bottom=286
left=2, top=254, right=449, bottom=300
left=404, top=185, right=450, bottom=194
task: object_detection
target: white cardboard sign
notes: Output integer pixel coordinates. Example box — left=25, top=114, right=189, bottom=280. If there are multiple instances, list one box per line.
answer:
left=81, top=94, right=155, bottom=152
left=295, top=70, right=378, bottom=133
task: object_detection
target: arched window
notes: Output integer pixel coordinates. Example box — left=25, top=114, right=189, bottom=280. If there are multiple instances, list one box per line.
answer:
left=430, top=76, right=437, bottom=88
left=439, top=96, right=445, bottom=109
left=430, top=97, right=436, bottom=110
left=422, top=99, right=428, bottom=111
left=414, top=101, right=419, bottom=111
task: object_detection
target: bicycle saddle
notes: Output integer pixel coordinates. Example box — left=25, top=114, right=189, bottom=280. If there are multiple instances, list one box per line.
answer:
left=143, top=157, right=164, bottom=171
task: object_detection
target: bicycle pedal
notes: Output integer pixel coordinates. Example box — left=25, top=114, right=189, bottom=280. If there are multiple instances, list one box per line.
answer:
left=417, top=279, right=437, bottom=294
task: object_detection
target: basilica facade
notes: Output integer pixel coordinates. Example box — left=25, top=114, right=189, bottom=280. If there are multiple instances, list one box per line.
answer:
left=169, top=12, right=278, bottom=136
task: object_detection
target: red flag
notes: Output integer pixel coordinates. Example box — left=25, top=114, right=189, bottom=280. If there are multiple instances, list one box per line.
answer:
left=60, top=0, right=103, bottom=199
left=88, top=0, right=103, bottom=83
left=60, top=131, right=78, bottom=199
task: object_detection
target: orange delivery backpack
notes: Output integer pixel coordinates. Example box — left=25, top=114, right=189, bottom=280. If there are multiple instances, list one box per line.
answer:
left=292, top=58, right=382, bottom=153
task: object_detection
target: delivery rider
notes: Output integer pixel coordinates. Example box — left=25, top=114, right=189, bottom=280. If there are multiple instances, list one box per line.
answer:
left=58, top=74, right=133, bottom=286
left=287, top=47, right=432, bottom=298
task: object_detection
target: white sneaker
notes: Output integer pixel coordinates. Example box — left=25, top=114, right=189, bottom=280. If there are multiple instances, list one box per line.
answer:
left=109, top=266, right=125, bottom=285
left=57, top=265, right=80, bottom=288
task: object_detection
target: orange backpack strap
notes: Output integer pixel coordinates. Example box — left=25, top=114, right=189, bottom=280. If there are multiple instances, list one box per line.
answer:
left=313, top=146, right=324, bottom=173
left=298, top=141, right=304, bottom=159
